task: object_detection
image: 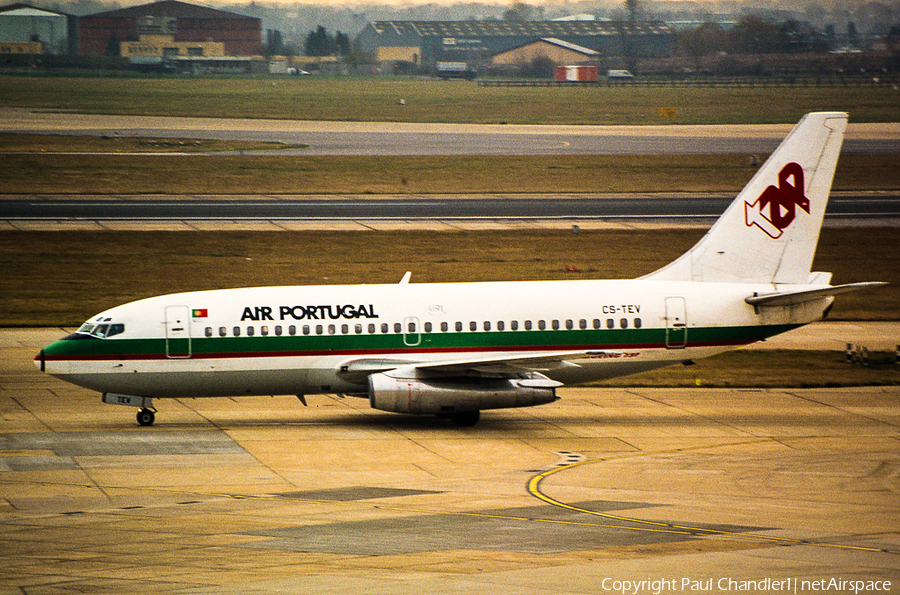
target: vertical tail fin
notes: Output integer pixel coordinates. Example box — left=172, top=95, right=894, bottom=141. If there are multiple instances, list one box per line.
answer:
left=642, top=112, right=848, bottom=284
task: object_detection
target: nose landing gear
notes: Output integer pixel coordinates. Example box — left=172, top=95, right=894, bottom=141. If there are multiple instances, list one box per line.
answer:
left=102, top=393, right=157, bottom=426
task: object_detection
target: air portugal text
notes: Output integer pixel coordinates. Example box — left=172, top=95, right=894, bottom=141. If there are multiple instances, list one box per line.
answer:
left=240, top=304, right=379, bottom=322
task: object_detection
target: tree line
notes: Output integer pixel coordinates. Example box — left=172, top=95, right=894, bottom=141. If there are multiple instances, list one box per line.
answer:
left=264, top=26, right=350, bottom=58
left=676, top=15, right=870, bottom=58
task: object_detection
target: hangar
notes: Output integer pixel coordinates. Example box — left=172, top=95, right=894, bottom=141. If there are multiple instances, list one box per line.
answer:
left=356, top=20, right=672, bottom=70
left=78, top=0, right=261, bottom=57
left=491, top=37, right=599, bottom=67
left=0, top=3, right=74, bottom=55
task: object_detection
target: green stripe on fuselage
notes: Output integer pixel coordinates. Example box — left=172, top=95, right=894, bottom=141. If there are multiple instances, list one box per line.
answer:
left=43, top=324, right=801, bottom=359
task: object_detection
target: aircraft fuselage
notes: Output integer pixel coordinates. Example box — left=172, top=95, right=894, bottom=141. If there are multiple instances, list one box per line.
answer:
left=38, top=278, right=821, bottom=399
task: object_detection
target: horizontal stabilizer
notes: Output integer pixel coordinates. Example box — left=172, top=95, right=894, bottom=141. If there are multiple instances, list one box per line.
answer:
left=745, top=282, right=886, bottom=307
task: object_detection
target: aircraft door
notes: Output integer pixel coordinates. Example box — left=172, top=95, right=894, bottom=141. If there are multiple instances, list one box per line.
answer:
left=165, top=305, right=192, bottom=358
left=664, top=297, right=687, bottom=348
left=403, top=316, right=421, bottom=347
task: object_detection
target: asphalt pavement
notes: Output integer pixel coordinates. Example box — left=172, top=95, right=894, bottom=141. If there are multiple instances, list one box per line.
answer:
left=3, top=108, right=899, bottom=155
left=2, top=192, right=898, bottom=229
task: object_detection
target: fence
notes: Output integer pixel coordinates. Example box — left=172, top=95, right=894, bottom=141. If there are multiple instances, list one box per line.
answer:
left=479, top=74, right=900, bottom=88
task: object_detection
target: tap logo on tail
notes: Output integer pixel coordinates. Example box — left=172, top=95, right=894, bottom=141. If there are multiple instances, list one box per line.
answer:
left=744, top=162, right=809, bottom=239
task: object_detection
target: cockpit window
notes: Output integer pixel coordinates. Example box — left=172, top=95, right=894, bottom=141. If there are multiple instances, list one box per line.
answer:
left=73, top=322, right=125, bottom=339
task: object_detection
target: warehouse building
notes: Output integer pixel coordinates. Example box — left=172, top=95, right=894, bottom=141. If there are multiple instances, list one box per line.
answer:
left=357, top=20, right=672, bottom=70
left=78, top=0, right=261, bottom=58
left=0, top=3, right=75, bottom=54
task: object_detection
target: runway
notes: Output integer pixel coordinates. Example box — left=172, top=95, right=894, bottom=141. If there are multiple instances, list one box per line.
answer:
left=2, top=327, right=898, bottom=594
left=3, top=193, right=898, bottom=223
left=3, top=109, right=899, bottom=155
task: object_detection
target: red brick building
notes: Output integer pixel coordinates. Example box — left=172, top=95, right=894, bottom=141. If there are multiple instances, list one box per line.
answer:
left=78, top=0, right=261, bottom=57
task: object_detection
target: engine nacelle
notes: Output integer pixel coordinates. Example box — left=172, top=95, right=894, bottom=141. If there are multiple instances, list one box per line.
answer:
left=367, top=372, right=560, bottom=415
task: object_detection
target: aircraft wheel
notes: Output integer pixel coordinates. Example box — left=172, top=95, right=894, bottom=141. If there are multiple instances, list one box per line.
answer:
left=137, top=408, right=155, bottom=427
left=450, top=410, right=480, bottom=427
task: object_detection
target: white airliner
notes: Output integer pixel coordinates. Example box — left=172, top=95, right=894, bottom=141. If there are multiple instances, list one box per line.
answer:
left=36, top=112, right=882, bottom=427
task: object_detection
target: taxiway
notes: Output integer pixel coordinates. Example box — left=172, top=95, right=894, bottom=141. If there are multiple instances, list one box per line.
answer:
left=3, top=108, right=899, bottom=155
left=2, top=327, right=898, bottom=594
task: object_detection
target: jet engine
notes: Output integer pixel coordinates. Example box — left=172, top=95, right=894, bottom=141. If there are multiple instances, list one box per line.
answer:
left=367, top=371, right=561, bottom=417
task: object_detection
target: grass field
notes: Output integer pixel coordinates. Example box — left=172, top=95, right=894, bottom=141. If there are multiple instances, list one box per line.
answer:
left=2, top=137, right=898, bottom=195
left=4, top=227, right=897, bottom=389
left=3, top=75, right=900, bottom=124
left=592, top=349, right=900, bottom=388
left=2, top=227, right=896, bottom=327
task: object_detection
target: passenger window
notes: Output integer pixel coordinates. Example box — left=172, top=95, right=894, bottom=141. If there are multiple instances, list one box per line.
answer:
left=565, top=319, right=573, bottom=330
left=579, top=319, right=587, bottom=330
left=233, top=326, right=240, bottom=337
left=219, top=327, right=227, bottom=337
left=275, top=325, right=282, bottom=336
left=620, top=318, right=628, bottom=329
left=634, top=318, right=642, bottom=329
left=424, top=322, right=432, bottom=332
left=441, top=322, right=448, bottom=332
left=552, top=320, right=560, bottom=330
left=328, top=324, right=336, bottom=335
left=484, top=321, right=491, bottom=331
left=381, top=323, right=389, bottom=334
left=261, top=326, right=269, bottom=336
left=205, top=327, right=213, bottom=338
left=607, top=319, right=614, bottom=329
left=538, top=320, right=546, bottom=330
left=368, top=324, right=376, bottom=334
left=355, top=324, right=363, bottom=334
left=593, top=319, right=601, bottom=329
left=394, top=322, right=402, bottom=333
left=302, top=325, right=310, bottom=335
left=289, top=325, right=296, bottom=336
left=497, top=321, right=505, bottom=331
left=511, top=320, right=519, bottom=331
left=315, top=325, right=323, bottom=335
left=247, top=326, right=255, bottom=336
left=456, top=321, right=463, bottom=332
left=341, top=324, right=348, bottom=334
left=525, top=320, right=533, bottom=330
left=408, top=321, right=416, bottom=333
left=470, top=321, right=477, bottom=331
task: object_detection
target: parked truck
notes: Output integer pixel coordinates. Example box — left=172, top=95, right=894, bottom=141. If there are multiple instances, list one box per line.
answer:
left=436, top=62, right=476, bottom=80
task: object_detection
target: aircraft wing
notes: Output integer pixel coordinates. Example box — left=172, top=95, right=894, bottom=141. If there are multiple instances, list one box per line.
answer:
left=338, top=350, right=614, bottom=383
left=745, top=282, right=886, bottom=307
left=410, top=350, right=607, bottom=376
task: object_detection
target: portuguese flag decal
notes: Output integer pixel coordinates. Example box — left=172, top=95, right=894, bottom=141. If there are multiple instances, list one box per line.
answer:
left=192, top=308, right=208, bottom=318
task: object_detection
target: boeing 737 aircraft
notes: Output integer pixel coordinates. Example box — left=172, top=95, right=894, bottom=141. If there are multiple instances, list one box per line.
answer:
left=36, top=112, right=883, bottom=427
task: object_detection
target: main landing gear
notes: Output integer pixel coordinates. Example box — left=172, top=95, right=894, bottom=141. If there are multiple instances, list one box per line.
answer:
left=137, top=408, right=156, bottom=426
left=449, top=410, right=480, bottom=427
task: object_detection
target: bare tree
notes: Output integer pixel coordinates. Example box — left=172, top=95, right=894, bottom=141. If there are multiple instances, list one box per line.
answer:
left=624, top=0, right=638, bottom=22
